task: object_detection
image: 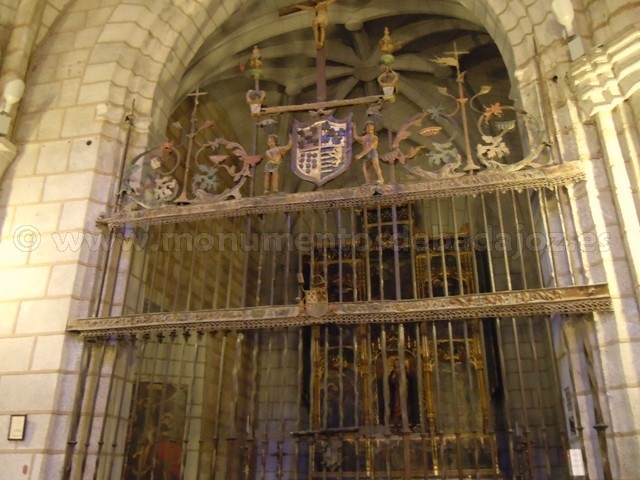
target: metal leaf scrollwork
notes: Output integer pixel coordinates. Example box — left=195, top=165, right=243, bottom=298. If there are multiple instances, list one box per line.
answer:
left=383, top=44, right=549, bottom=181
left=475, top=106, right=546, bottom=174
left=192, top=138, right=262, bottom=203
left=122, top=142, right=181, bottom=209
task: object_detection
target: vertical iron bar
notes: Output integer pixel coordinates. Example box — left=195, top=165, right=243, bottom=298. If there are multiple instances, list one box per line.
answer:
left=150, top=331, right=176, bottom=480
left=228, top=332, right=244, bottom=479
left=197, top=222, right=213, bottom=310
left=104, top=335, right=135, bottom=480
left=284, top=213, right=292, bottom=305
left=322, top=326, right=330, bottom=432
left=93, top=228, right=116, bottom=317
left=119, top=333, right=149, bottom=480
left=137, top=333, right=163, bottom=480
left=511, top=317, right=534, bottom=477
left=338, top=326, right=344, bottom=428
left=376, top=204, right=385, bottom=300
left=225, top=224, right=236, bottom=309
left=391, top=204, right=402, bottom=299
left=181, top=331, right=203, bottom=480
left=494, top=318, right=516, bottom=480
left=120, top=227, right=149, bottom=315
left=338, top=328, right=345, bottom=480
left=527, top=317, right=552, bottom=477
left=495, top=191, right=513, bottom=291
left=244, top=331, right=260, bottom=480
left=158, top=236, right=172, bottom=311
left=353, top=326, right=361, bottom=480
left=349, top=207, right=360, bottom=302
left=408, top=203, right=418, bottom=299
left=255, top=215, right=267, bottom=307
left=127, top=227, right=149, bottom=315
left=435, top=198, right=449, bottom=296
left=415, top=323, right=429, bottom=479
left=105, top=232, right=125, bottom=317
left=171, top=231, right=188, bottom=311
left=465, top=195, right=481, bottom=294
left=211, top=220, right=225, bottom=309
left=366, top=326, right=376, bottom=480
left=536, top=188, right=559, bottom=287
left=510, top=191, right=528, bottom=290
left=269, top=223, right=278, bottom=306
left=398, top=324, right=412, bottom=480
left=92, top=339, right=120, bottom=479
left=480, top=194, right=497, bottom=292
left=241, top=212, right=254, bottom=308
left=447, top=322, right=463, bottom=478
left=582, top=324, right=613, bottom=480
left=79, top=339, right=107, bottom=477
left=62, top=338, right=94, bottom=480
left=380, top=325, right=392, bottom=479
left=309, top=328, right=318, bottom=478
left=364, top=208, right=373, bottom=301
left=294, top=328, right=303, bottom=480
left=450, top=197, right=465, bottom=295
left=543, top=316, right=571, bottom=477
left=277, top=329, right=289, bottom=479
left=168, top=331, right=189, bottom=475
left=525, top=190, right=545, bottom=288
left=431, top=323, right=442, bottom=475
left=380, top=325, right=390, bottom=428
left=462, top=321, right=479, bottom=476
left=143, top=225, right=162, bottom=313
left=295, top=212, right=303, bottom=305
left=398, top=324, right=409, bottom=432
left=553, top=185, right=578, bottom=285
left=260, top=332, right=274, bottom=480
left=322, top=210, right=329, bottom=297
left=478, top=323, right=499, bottom=479
left=185, top=222, right=201, bottom=311
left=308, top=212, right=316, bottom=292
left=560, top=321, right=590, bottom=479
left=414, top=324, right=425, bottom=432
left=337, top=208, right=344, bottom=302
left=211, top=331, right=228, bottom=479
left=424, top=201, right=434, bottom=298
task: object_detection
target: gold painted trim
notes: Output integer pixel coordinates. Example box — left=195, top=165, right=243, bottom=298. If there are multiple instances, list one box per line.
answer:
left=69, top=283, right=610, bottom=336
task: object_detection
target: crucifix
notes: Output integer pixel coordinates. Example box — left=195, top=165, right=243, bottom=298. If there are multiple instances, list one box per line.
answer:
left=279, top=0, right=338, bottom=102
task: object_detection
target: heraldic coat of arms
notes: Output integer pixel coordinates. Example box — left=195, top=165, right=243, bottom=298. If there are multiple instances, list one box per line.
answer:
left=291, top=114, right=352, bottom=186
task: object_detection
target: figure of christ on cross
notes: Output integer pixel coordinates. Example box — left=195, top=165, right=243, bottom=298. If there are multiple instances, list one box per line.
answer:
left=291, top=0, right=337, bottom=50
left=279, top=0, right=338, bottom=101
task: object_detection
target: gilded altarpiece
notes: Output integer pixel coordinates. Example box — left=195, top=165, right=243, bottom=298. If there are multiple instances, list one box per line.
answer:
left=308, top=321, right=498, bottom=478
left=306, top=207, right=499, bottom=478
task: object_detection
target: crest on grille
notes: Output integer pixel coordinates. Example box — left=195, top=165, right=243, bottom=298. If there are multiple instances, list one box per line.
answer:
left=291, top=115, right=352, bottom=186
left=304, top=275, right=328, bottom=318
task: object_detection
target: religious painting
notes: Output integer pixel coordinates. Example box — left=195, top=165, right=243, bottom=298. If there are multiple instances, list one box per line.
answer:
left=123, top=382, right=188, bottom=480
left=375, top=353, right=420, bottom=429
left=291, top=114, right=352, bottom=185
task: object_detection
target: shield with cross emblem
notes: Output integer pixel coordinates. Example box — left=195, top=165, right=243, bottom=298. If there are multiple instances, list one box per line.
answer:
left=291, top=114, right=352, bottom=186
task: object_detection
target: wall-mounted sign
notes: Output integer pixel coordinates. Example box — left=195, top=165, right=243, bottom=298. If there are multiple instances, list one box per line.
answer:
left=8, top=414, right=27, bottom=441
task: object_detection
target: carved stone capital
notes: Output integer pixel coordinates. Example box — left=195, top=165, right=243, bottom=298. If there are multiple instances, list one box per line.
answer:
left=569, top=24, right=640, bottom=118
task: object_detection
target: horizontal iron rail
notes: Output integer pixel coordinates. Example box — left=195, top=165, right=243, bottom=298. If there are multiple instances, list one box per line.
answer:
left=69, top=283, right=610, bottom=336
left=100, top=162, right=585, bottom=229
